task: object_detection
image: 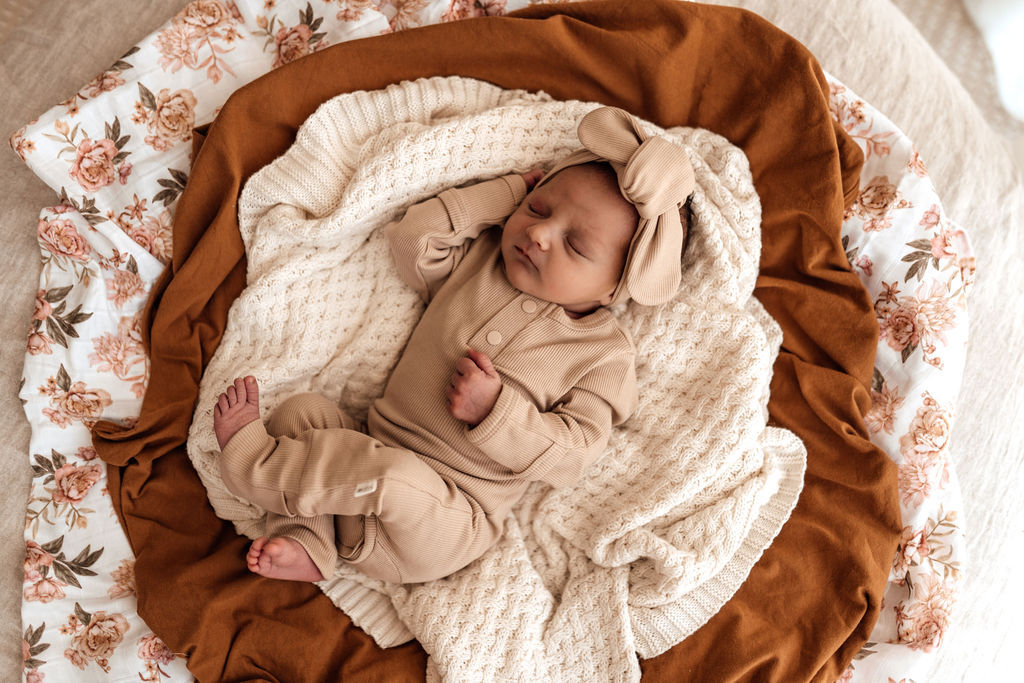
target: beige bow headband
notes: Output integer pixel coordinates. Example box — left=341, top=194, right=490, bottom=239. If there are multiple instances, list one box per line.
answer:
left=535, top=106, right=696, bottom=306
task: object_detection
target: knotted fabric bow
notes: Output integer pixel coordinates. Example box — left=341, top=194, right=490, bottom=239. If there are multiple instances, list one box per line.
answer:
left=535, top=106, right=696, bottom=306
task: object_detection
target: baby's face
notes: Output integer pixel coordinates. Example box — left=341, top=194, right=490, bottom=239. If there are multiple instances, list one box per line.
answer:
left=500, top=164, right=638, bottom=315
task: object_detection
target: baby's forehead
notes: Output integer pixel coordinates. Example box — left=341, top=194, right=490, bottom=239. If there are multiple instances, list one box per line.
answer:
left=543, top=166, right=637, bottom=250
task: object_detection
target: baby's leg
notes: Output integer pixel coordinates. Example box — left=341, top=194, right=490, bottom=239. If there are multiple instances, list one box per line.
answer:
left=216, top=390, right=358, bottom=514
left=248, top=513, right=338, bottom=582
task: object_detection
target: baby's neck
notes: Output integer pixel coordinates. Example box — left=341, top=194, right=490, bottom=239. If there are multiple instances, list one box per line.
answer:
left=562, top=305, right=600, bottom=319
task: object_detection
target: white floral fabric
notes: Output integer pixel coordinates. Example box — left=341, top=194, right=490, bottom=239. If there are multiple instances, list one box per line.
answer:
left=9, top=1, right=970, bottom=681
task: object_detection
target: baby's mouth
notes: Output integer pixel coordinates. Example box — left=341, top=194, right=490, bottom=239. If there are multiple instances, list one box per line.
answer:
left=515, top=245, right=536, bottom=269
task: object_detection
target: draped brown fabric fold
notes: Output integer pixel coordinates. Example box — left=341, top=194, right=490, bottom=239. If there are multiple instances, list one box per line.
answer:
left=91, top=1, right=900, bottom=680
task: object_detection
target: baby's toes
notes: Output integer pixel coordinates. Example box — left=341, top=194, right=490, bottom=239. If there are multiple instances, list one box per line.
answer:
left=233, top=377, right=248, bottom=404
left=243, top=376, right=259, bottom=406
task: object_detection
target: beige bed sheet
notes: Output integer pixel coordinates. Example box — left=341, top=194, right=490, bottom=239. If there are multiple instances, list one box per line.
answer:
left=2, top=0, right=1021, bottom=680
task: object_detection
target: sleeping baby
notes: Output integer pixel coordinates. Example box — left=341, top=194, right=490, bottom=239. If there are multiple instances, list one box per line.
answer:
left=210, top=106, right=695, bottom=584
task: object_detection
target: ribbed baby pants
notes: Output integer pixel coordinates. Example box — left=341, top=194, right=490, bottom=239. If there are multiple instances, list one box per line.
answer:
left=219, top=393, right=503, bottom=583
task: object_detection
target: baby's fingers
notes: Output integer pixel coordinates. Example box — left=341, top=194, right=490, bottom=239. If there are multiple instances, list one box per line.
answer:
left=466, top=348, right=497, bottom=377
left=455, top=356, right=480, bottom=377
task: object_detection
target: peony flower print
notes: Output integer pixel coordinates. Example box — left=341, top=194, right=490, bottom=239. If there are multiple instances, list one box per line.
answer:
left=256, top=3, right=330, bottom=68
left=894, top=573, right=955, bottom=652
left=896, top=393, right=953, bottom=507
left=105, top=268, right=147, bottom=308
left=64, top=604, right=130, bottom=673
left=852, top=176, right=913, bottom=232
left=37, top=217, right=92, bottom=264
left=108, top=559, right=136, bottom=600
left=137, top=634, right=174, bottom=664
left=45, top=117, right=133, bottom=195
left=333, top=0, right=376, bottom=22
left=90, top=314, right=149, bottom=397
left=443, top=0, right=508, bottom=21
left=899, top=392, right=951, bottom=460
left=24, top=540, right=56, bottom=583
left=23, top=576, right=67, bottom=604
left=876, top=282, right=957, bottom=366
left=38, top=365, right=113, bottom=429
left=136, top=85, right=199, bottom=152
left=865, top=379, right=904, bottom=435
left=51, top=463, right=104, bottom=505
left=28, top=450, right=105, bottom=532
left=70, top=137, right=121, bottom=191
left=27, top=329, right=56, bottom=356
left=156, top=0, right=241, bottom=83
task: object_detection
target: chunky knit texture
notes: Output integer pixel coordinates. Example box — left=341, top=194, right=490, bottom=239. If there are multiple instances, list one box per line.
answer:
left=186, top=76, right=806, bottom=682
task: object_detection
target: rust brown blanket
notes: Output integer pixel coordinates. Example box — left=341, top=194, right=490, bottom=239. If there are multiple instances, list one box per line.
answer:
left=92, top=1, right=901, bottom=680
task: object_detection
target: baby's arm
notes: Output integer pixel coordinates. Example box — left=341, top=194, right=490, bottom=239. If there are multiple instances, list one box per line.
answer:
left=462, top=351, right=638, bottom=488
left=385, top=174, right=527, bottom=302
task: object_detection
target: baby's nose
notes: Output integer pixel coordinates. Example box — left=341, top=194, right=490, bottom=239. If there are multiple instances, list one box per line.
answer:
left=526, top=223, right=551, bottom=250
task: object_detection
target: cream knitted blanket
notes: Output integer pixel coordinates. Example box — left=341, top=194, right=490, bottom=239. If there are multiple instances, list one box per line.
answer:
left=187, top=76, right=806, bottom=682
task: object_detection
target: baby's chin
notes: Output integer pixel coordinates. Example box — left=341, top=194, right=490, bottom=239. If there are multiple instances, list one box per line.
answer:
left=500, top=251, right=530, bottom=293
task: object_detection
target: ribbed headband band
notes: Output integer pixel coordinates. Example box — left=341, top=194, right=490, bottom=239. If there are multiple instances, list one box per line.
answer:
left=535, top=106, right=696, bottom=306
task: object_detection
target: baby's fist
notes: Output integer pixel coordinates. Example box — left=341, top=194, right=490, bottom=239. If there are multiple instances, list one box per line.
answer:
left=521, top=168, right=545, bottom=191
left=447, top=349, right=502, bottom=427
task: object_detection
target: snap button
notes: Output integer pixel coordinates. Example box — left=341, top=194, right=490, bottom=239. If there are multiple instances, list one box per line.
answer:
left=486, top=330, right=503, bottom=345
left=521, top=299, right=538, bottom=313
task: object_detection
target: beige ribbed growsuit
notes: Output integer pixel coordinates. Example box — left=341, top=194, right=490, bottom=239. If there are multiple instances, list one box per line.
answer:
left=220, top=173, right=641, bottom=582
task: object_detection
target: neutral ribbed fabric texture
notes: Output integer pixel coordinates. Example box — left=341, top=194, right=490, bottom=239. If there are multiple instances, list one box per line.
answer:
left=186, top=76, right=807, bottom=681
left=222, top=393, right=502, bottom=583
left=384, top=176, right=636, bottom=489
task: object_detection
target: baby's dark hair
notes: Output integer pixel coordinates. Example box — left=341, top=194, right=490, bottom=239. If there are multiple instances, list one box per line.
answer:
left=680, top=193, right=694, bottom=258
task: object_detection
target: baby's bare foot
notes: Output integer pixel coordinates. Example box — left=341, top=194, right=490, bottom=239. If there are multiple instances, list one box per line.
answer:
left=213, top=376, right=261, bottom=450
left=246, top=536, right=324, bottom=582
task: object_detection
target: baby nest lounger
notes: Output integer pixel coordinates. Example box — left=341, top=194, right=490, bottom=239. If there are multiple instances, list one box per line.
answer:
left=5, top=0, right=1002, bottom=681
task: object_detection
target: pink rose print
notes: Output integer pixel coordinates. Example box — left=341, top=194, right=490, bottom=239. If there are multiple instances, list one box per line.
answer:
left=23, top=576, right=67, bottom=604
left=27, top=330, right=55, bottom=356
left=33, top=290, right=53, bottom=321
left=52, top=463, right=104, bottom=505
left=37, top=217, right=92, bottom=262
left=24, top=541, right=55, bottom=583
left=894, top=573, right=955, bottom=652
left=274, top=24, right=316, bottom=68
left=865, top=381, right=904, bottom=435
left=69, top=137, right=119, bottom=192
left=64, top=608, right=130, bottom=673
left=106, top=269, right=146, bottom=308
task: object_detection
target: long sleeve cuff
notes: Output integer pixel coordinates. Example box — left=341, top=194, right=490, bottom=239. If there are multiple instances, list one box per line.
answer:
left=438, top=174, right=527, bottom=233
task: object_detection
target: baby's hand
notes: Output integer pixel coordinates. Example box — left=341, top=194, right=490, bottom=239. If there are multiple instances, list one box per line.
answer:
left=520, top=168, right=545, bottom=191
left=446, top=349, right=502, bottom=427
